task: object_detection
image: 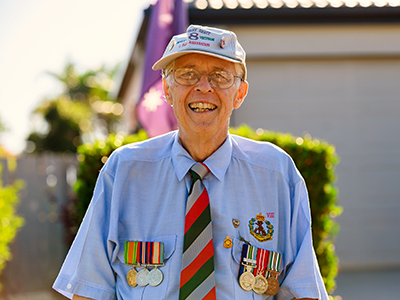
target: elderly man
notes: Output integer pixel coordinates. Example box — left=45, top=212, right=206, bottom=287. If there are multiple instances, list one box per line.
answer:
left=54, top=25, right=328, bottom=300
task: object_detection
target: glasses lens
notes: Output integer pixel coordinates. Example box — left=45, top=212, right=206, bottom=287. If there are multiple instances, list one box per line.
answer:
left=173, top=68, right=236, bottom=89
left=174, top=68, right=200, bottom=86
left=209, top=71, right=234, bottom=89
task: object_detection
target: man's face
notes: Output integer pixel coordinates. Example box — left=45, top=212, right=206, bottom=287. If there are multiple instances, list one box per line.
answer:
left=163, top=53, right=248, bottom=140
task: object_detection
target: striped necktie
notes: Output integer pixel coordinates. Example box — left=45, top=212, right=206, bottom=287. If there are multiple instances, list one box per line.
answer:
left=179, top=162, right=216, bottom=300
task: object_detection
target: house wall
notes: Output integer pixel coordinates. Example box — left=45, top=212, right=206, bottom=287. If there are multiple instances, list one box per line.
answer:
left=229, top=24, right=400, bottom=270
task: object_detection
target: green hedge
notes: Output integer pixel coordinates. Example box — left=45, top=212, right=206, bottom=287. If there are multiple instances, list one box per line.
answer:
left=0, top=164, right=24, bottom=292
left=65, top=125, right=341, bottom=294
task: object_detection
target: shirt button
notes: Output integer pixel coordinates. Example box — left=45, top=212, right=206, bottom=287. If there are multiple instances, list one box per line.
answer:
left=67, top=284, right=72, bottom=289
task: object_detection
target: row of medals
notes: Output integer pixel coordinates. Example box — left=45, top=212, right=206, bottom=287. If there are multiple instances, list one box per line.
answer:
left=239, top=263, right=280, bottom=296
left=126, top=264, right=164, bottom=288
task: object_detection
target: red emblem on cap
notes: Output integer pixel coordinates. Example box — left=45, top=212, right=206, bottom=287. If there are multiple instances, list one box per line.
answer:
left=220, top=37, right=225, bottom=49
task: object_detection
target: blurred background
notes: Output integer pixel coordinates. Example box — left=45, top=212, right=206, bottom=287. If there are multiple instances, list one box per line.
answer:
left=1, top=0, right=400, bottom=299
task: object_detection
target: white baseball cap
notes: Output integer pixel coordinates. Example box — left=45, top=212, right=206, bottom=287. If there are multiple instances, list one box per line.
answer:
left=152, top=25, right=247, bottom=79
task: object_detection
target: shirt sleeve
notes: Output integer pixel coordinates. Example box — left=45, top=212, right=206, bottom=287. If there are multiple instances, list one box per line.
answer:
left=53, top=169, right=117, bottom=300
left=277, top=180, right=329, bottom=300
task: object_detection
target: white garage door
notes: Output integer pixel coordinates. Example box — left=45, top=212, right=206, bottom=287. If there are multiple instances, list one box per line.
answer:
left=234, top=57, right=400, bottom=270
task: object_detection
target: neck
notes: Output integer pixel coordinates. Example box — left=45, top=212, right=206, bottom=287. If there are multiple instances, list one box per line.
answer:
left=179, top=130, right=228, bottom=162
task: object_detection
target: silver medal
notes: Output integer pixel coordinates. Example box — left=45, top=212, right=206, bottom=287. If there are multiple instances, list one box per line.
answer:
left=148, top=267, right=163, bottom=287
left=136, top=268, right=150, bottom=287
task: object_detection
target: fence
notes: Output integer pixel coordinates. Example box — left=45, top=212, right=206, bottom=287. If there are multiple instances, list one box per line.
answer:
left=0, top=154, right=77, bottom=297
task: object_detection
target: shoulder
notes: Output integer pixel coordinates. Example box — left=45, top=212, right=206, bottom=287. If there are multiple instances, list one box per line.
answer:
left=103, top=131, right=176, bottom=171
left=230, top=134, right=302, bottom=184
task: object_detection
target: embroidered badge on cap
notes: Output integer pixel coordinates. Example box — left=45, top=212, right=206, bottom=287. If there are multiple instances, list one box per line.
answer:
left=248, top=213, right=274, bottom=242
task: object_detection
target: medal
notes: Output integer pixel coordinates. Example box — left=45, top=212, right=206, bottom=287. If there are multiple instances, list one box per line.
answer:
left=148, top=267, right=163, bottom=287
left=265, top=251, right=283, bottom=296
left=266, top=275, right=280, bottom=296
left=239, top=265, right=255, bottom=291
left=253, top=274, right=268, bottom=294
left=136, top=267, right=150, bottom=286
left=237, top=243, right=284, bottom=296
left=124, top=241, right=165, bottom=288
left=126, top=267, right=138, bottom=287
left=252, top=248, right=269, bottom=294
left=238, top=244, right=257, bottom=291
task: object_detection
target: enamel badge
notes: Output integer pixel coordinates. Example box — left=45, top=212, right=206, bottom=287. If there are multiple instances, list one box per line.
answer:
left=248, top=213, right=274, bottom=242
left=169, top=40, right=176, bottom=51
left=223, top=236, right=233, bottom=248
left=220, top=37, right=225, bottom=48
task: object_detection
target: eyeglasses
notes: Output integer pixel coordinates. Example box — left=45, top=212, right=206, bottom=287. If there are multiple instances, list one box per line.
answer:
left=166, top=67, right=242, bottom=90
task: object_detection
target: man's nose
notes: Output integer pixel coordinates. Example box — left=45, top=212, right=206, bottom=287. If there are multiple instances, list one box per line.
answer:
left=195, top=73, right=213, bottom=92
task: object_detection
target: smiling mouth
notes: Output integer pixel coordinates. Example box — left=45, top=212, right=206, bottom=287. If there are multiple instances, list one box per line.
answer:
left=189, top=102, right=217, bottom=112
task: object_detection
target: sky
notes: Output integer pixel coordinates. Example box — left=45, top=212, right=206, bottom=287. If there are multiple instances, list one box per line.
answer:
left=0, top=0, right=153, bottom=155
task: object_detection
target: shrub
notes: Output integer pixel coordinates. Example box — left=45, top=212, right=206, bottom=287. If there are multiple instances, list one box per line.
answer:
left=0, top=164, right=24, bottom=292
left=61, top=131, right=149, bottom=245
left=65, top=125, right=341, bottom=293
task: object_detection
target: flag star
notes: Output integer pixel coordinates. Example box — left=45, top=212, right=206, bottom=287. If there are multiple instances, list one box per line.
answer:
left=142, top=87, right=163, bottom=112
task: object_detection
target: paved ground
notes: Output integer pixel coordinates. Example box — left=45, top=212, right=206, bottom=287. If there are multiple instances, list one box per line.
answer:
left=333, top=269, right=400, bottom=299
left=2, top=269, right=399, bottom=299
left=1, top=290, right=64, bottom=300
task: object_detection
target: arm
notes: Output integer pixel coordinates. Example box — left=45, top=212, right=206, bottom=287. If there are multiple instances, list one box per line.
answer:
left=73, top=295, right=94, bottom=300
left=278, top=180, right=328, bottom=300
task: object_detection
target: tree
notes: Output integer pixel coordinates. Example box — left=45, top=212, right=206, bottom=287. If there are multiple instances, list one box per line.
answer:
left=0, top=165, right=24, bottom=292
left=0, top=115, right=13, bottom=158
left=27, top=62, right=124, bottom=153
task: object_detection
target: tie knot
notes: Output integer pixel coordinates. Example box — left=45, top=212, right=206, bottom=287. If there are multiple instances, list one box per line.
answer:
left=190, top=162, right=209, bottom=180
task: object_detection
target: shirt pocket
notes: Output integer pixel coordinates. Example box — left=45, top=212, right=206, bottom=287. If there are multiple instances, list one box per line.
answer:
left=231, top=238, right=271, bottom=300
left=115, top=235, right=177, bottom=300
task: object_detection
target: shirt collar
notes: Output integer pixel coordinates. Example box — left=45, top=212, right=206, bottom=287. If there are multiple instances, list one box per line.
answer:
left=172, top=132, right=233, bottom=182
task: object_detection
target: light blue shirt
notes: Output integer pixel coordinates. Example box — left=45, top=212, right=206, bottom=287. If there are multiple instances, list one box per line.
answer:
left=53, top=131, right=328, bottom=300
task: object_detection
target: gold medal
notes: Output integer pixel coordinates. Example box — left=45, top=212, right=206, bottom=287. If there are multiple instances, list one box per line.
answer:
left=238, top=244, right=257, bottom=291
left=223, top=236, right=232, bottom=248
left=239, top=266, right=255, bottom=291
left=253, top=274, right=268, bottom=294
left=265, top=276, right=280, bottom=296
left=126, top=267, right=138, bottom=287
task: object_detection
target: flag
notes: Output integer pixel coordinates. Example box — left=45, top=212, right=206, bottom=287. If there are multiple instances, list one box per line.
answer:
left=136, top=0, right=188, bottom=137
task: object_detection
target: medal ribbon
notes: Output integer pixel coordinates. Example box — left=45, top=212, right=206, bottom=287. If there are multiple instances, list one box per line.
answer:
left=238, top=243, right=258, bottom=278
left=265, top=251, right=283, bottom=279
left=124, top=241, right=164, bottom=265
left=253, top=248, right=269, bottom=276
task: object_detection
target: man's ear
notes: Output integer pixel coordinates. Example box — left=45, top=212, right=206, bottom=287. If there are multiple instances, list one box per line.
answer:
left=233, top=80, right=249, bottom=109
left=162, top=78, right=173, bottom=106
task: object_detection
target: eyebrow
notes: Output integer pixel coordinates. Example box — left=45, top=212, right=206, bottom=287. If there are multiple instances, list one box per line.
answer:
left=180, top=65, right=227, bottom=72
